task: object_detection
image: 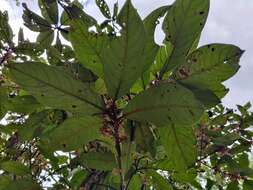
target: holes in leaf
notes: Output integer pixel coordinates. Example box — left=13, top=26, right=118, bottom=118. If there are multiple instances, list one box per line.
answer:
left=211, top=48, right=215, bottom=52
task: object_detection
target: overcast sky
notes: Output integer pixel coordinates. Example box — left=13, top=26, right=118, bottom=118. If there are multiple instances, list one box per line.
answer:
left=1, top=0, right=253, bottom=109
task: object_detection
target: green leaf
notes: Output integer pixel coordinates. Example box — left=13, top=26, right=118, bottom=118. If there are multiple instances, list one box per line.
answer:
left=142, top=6, right=170, bottom=71
left=5, top=95, right=41, bottom=114
left=174, top=44, right=244, bottom=98
left=0, top=11, right=14, bottom=44
left=5, top=180, right=41, bottom=190
left=22, top=3, right=51, bottom=32
left=243, top=180, right=253, bottom=190
left=178, top=82, right=220, bottom=108
left=0, top=176, right=11, bottom=190
left=78, top=151, right=117, bottom=171
left=151, top=42, right=173, bottom=76
left=68, top=4, right=105, bottom=77
left=124, top=83, right=204, bottom=126
left=41, top=116, right=102, bottom=151
left=18, top=28, right=24, bottom=44
left=159, top=125, right=197, bottom=171
left=39, top=0, right=59, bottom=24
left=160, top=0, right=210, bottom=77
left=0, top=161, right=30, bottom=176
left=103, top=0, right=146, bottom=99
left=148, top=171, right=173, bottom=190
left=18, top=110, right=52, bottom=141
left=36, top=30, right=54, bottom=48
left=8, top=62, right=103, bottom=114
left=70, top=169, right=88, bottom=189
left=96, top=0, right=111, bottom=19
left=227, top=181, right=239, bottom=190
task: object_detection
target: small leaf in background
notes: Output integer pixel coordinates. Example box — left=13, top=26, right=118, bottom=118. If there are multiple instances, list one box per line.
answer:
left=0, top=11, right=14, bottom=44
left=103, top=0, right=146, bottom=99
left=36, top=30, right=54, bottom=48
left=0, top=161, right=30, bottom=176
left=96, top=0, right=111, bottom=19
left=124, top=83, right=204, bottom=126
left=142, top=6, right=170, bottom=72
left=38, top=0, right=59, bottom=24
left=22, top=3, right=51, bottom=32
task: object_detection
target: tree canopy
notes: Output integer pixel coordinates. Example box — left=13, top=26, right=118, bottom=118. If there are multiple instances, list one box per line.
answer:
left=0, top=0, right=252, bottom=190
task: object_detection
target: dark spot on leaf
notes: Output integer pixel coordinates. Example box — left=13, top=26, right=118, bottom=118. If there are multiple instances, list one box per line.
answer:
left=167, top=89, right=170, bottom=93
left=93, top=60, right=96, bottom=63
left=211, top=48, right=215, bottom=52
left=167, top=116, right=172, bottom=121
left=72, top=105, right=77, bottom=108
left=193, top=58, right=197, bottom=62
left=199, top=11, right=205, bottom=15
left=78, top=89, right=82, bottom=93
left=41, top=94, right=45, bottom=97
left=207, top=45, right=211, bottom=48
left=189, top=110, right=194, bottom=117
left=173, top=18, right=176, bottom=22
left=200, top=22, right=203, bottom=26
left=62, top=144, right=66, bottom=148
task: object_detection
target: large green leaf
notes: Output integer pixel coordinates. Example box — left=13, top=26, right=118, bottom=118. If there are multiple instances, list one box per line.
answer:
left=159, top=0, right=210, bottom=77
left=103, top=0, right=146, bottom=99
left=8, top=62, right=103, bottom=114
left=123, top=83, right=204, bottom=126
left=142, top=6, right=170, bottom=71
left=39, top=0, right=58, bottom=24
left=174, top=44, right=244, bottom=98
left=68, top=4, right=105, bottom=77
left=159, top=125, right=197, bottom=171
left=0, top=161, right=30, bottom=176
left=78, top=151, right=117, bottom=171
left=41, top=116, right=102, bottom=151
